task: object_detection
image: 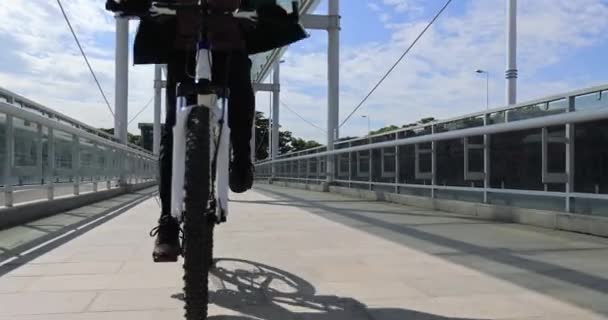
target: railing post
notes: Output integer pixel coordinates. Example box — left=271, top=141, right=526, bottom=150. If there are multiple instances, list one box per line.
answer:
left=431, top=125, right=437, bottom=199
left=139, top=156, right=143, bottom=183
left=484, top=114, right=491, bottom=203
left=93, top=142, right=99, bottom=192
left=306, top=158, right=310, bottom=184
left=72, top=134, right=80, bottom=196
left=348, top=142, right=352, bottom=188
left=47, top=128, right=55, bottom=200
left=565, top=95, right=575, bottom=213
left=121, top=152, right=127, bottom=186
left=126, top=153, right=131, bottom=185
left=317, top=156, right=321, bottom=182
left=135, top=156, right=139, bottom=184
left=3, top=115, right=14, bottom=207
left=368, top=137, right=372, bottom=191
left=395, top=134, right=399, bottom=194
left=36, top=124, right=43, bottom=184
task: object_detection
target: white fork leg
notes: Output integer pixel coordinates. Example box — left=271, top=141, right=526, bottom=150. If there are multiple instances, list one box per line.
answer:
left=215, top=102, right=231, bottom=220
left=171, top=96, right=191, bottom=221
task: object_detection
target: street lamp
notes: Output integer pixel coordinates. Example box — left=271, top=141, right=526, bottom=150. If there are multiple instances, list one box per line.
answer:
left=476, top=69, right=490, bottom=110
left=361, top=115, right=371, bottom=135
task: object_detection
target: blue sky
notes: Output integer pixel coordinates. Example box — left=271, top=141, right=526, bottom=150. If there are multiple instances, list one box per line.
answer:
left=1, top=0, right=608, bottom=143
left=277, top=0, right=608, bottom=141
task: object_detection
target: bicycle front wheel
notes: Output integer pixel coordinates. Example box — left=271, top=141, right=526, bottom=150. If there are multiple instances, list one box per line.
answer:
left=182, top=106, right=214, bottom=320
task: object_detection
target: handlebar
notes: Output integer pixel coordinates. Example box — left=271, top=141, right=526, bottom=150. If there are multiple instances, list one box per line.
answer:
left=152, top=1, right=201, bottom=10
left=107, top=0, right=300, bottom=19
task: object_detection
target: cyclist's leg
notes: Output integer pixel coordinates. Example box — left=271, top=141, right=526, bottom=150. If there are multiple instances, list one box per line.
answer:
left=158, top=58, right=177, bottom=216
left=215, top=51, right=255, bottom=192
left=227, top=52, right=255, bottom=161
left=153, top=50, right=195, bottom=261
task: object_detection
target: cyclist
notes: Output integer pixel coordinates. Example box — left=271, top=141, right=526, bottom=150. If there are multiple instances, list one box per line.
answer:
left=105, top=0, right=307, bottom=261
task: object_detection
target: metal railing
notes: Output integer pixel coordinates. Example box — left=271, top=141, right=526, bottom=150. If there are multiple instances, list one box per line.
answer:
left=255, top=84, right=608, bottom=216
left=0, top=87, right=157, bottom=207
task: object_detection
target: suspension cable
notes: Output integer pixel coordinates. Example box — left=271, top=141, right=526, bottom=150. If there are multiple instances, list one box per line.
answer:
left=56, top=0, right=115, bottom=117
left=339, top=0, right=453, bottom=128
left=128, top=97, right=155, bottom=125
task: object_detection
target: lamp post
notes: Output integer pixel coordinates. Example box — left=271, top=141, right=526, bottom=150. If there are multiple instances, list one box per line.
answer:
left=361, top=115, right=371, bottom=135
left=475, top=69, right=490, bottom=110
left=506, top=0, right=518, bottom=105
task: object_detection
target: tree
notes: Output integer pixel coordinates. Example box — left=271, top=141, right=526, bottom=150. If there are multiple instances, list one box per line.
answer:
left=370, top=125, right=399, bottom=136
left=337, top=136, right=357, bottom=142
left=418, top=117, right=436, bottom=124
left=254, top=112, right=322, bottom=160
left=254, top=112, right=271, bottom=160
left=290, top=138, right=322, bottom=152
left=254, top=112, right=294, bottom=160
left=279, top=130, right=295, bottom=154
left=98, top=128, right=141, bottom=146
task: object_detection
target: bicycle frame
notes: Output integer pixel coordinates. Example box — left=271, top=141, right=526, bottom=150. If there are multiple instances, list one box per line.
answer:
left=114, top=0, right=257, bottom=224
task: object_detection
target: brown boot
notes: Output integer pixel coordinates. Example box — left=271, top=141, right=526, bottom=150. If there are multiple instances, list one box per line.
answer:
left=150, top=215, right=181, bottom=262
left=229, top=158, right=254, bottom=194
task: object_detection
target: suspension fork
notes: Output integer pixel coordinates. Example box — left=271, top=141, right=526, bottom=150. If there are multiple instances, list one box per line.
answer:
left=170, top=86, right=192, bottom=221
left=170, top=44, right=230, bottom=223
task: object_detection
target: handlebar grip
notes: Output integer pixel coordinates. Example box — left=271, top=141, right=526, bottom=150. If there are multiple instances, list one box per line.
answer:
left=105, top=0, right=152, bottom=15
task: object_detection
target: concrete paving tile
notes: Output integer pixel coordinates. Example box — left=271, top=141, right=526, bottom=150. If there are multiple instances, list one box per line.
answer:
left=106, top=271, right=183, bottom=289
left=6, top=262, right=123, bottom=276
left=0, top=291, right=97, bottom=315
left=23, top=274, right=113, bottom=292
left=3, top=186, right=608, bottom=320
left=0, top=276, right=35, bottom=293
left=87, top=288, right=183, bottom=312
left=0, top=309, right=184, bottom=320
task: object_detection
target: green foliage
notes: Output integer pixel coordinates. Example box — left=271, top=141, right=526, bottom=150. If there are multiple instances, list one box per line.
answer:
left=98, top=128, right=142, bottom=146
left=254, top=112, right=322, bottom=160
left=369, top=125, right=399, bottom=136
left=290, top=138, right=322, bottom=152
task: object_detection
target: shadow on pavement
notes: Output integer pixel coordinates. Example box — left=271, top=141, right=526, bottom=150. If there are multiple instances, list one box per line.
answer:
left=174, top=258, right=482, bottom=320
left=254, top=185, right=608, bottom=316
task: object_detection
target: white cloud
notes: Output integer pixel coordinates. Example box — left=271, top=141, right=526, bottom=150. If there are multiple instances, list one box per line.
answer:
left=0, top=0, right=153, bottom=135
left=382, top=0, right=424, bottom=14
left=368, top=3, right=382, bottom=13
left=2, top=0, right=608, bottom=145
left=275, top=0, right=608, bottom=142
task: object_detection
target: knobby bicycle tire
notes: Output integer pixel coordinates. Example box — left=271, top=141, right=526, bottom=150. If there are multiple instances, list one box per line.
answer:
left=183, top=106, right=215, bottom=320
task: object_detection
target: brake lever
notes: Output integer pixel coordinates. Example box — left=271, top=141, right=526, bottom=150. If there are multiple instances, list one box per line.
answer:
left=233, top=10, right=258, bottom=22
left=149, top=3, right=177, bottom=17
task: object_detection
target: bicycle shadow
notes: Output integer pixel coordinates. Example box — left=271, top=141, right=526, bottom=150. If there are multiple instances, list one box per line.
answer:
left=173, top=258, right=485, bottom=320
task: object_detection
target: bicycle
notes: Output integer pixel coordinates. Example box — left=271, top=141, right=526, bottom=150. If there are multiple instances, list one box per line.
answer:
left=107, top=1, right=302, bottom=318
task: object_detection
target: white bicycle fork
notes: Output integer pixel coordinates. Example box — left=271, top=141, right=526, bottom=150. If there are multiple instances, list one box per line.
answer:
left=170, top=47, right=231, bottom=223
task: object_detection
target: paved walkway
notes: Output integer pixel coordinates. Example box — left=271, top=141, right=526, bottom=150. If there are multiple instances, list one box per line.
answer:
left=0, top=184, right=607, bottom=319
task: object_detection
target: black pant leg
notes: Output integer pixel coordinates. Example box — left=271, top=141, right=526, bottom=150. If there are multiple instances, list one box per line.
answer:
left=227, top=52, right=255, bottom=161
